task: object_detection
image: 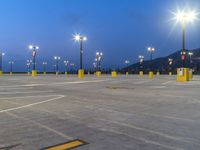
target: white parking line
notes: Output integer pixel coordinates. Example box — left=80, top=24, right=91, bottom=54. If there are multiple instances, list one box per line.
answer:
left=0, top=95, right=64, bottom=113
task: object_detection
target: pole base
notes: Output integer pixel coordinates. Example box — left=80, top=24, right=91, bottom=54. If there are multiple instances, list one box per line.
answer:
left=56, top=72, right=59, bottom=76
left=139, top=71, right=144, bottom=76
left=111, top=71, right=117, bottom=77
left=65, top=72, right=68, bottom=75
left=148, top=71, right=154, bottom=79
left=0, top=71, right=2, bottom=76
left=189, top=69, right=193, bottom=80
left=169, top=72, right=172, bottom=76
left=32, top=70, right=37, bottom=77
left=126, top=72, right=129, bottom=76
left=78, top=69, right=84, bottom=78
left=177, top=68, right=189, bottom=82
left=96, top=71, right=101, bottom=77
left=157, top=72, right=160, bottom=77
left=10, top=72, right=13, bottom=76
left=44, top=72, right=46, bottom=75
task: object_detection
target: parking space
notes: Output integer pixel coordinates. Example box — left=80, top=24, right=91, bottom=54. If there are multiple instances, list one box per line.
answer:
left=0, top=75, right=200, bottom=150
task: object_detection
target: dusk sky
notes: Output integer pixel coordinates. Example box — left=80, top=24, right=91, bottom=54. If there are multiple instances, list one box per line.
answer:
left=0, top=0, right=200, bottom=72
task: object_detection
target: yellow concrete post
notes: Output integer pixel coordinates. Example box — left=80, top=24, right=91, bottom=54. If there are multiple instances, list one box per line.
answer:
left=96, top=71, right=101, bottom=77
left=169, top=72, right=172, bottom=76
left=139, top=71, right=144, bottom=76
left=32, top=70, right=37, bottom=77
left=78, top=69, right=84, bottom=78
left=126, top=72, right=129, bottom=75
left=44, top=72, right=46, bottom=75
left=148, top=71, right=154, bottom=79
left=177, top=68, right=189, bottom=82
left=111, top=71, right=117, bottom=77
left=10, top=72, right=13, bottom=76
left=56, top=72, right=59, bottom=76
left=157, top=72, right=160, bottom=77
left=0, top=71, right=2, bottom=76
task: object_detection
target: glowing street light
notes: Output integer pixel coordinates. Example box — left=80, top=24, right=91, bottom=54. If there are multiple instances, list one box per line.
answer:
left=168, top=58, right=173, bottom=75
left=0, top=52, right=5, bottom=75
left=74, top=33, right=87, bottom=78
left=64, top=60, right=69, bottom=74
left=42, top=62, right=47, bottom=75
left=147, top=47, right=155, bottom=71
left=174, top=10, right=198, bottom=67
left=139, top=55, right=144, bottom=70
left=95, top=52, right=103, bottom=72
left=29, top=45, right=39, bottom=76
left=54, top=56, right=61, bottom=75
left=9, top=61, right=14, bottom=75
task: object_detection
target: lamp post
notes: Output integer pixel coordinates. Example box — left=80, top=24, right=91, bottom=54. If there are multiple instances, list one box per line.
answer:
left=64, top=60, right=69, bottom=75
left=96, top=52, right=103, bottom=72
left=125, top=60, right=130, bottom=75
left=54, top=56, right=61, bottom=75
left=70, top=63, right=75, bottom=74
left=74, top=34, right=87, bottom=78
left=139, top=55, right=144, bottom=76
left=9, top=61, right=14, bottom=75
left=42, top=62, right=47, bottom=75
left=147, top=47, right=155, bottom=78
left=174, top=10, right=198, bottom=68
left=27, top=60, right=32, bottom=75
left=0, top=52, right=5, bottom=75
left=188, top=52, right=194, bottom=68
left=168, top=58, right=173, bottom=75
left=29, top=45, right=39, bottom=77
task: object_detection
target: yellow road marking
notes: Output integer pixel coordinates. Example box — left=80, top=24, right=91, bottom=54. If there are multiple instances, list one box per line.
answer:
left=44, top=140, right=87, bottom=150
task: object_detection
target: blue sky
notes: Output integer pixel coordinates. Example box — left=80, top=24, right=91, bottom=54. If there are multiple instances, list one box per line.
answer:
left=0, top=0, right=200, bottom=72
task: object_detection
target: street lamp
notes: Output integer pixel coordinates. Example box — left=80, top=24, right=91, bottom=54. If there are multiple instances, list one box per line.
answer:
left=54, top=56, right=61, bottom=75
left=96, top=52, right=103, bottom=72
left=139, top=55, right=144, bottom=76
left=125, top=60, right=130, bottom=75
left=74, top=33, right=87, bottom=78
left=168, top=58, right=173, bottom=75
left=0, top=52, right=5, bottom=75
left=147, top=47, right=155, bottom=78
left=29, top=45, right=39, bottom=76
left=9, top=61, right=14, bottom=75
left=42, top=62, right=47, bottom=75
left=64, top=60, right=69, bottom=74
left=27, top=60, right=32, bottom=75
left=70, top=63, right=75, bottom=74
left=174, top=10, right=198, bottom=68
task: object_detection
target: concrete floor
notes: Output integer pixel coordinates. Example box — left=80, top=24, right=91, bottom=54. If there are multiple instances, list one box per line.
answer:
left=0, top=74, right=200, bottom=150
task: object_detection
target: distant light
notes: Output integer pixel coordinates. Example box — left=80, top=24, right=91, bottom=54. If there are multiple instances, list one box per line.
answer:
left=188, top=52, right=194, bottom=56
left=29, top=45, right=39, bottom=50
left=147, top=47, right=155, bottom=52
left=74, top=34, right=87, bottom=41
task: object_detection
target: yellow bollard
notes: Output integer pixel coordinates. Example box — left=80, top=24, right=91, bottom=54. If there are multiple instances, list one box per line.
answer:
left=169, top=72, right=172, bottom=76
left=10, top=72, right=13, bottom=76
left=65, top=72, right=68, bottom=75
left=96, top=71, right=101, bottom=77
left=157, top=72, right=160, bottom=77
left=177, top=68, right=189, bottom=82
left=111, top=71, right=117, bottom=77
left=78, top=69, right=84, bottom=78
left=32, top=70, right=37, bottom=77
left=148, top=71, right=154, bottom=79
left=44, top=72, right=46, bottom=75
left=139, top=71, right=144, bottom=76
left=126, top=72, right=129, bottom=75
left=56, top=72, right=59, bottom=76
left=0, top=71, right=2, bottom=76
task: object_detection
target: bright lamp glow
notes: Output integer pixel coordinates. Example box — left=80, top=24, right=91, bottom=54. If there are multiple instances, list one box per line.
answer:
left=74, top=34, right=87, bottom=41
left=175, top=10, right=198, bottom=23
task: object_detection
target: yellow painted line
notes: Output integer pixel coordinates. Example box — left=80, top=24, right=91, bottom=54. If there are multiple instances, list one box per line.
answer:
left=44, top=139, right=87, bottom=150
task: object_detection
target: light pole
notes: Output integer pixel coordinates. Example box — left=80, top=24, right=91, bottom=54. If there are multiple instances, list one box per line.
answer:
left=29, top=45, right=39, bottom=77
left=147, top=47, right=155, bottom=78
left=54, top=56, right=61, bottom=75
left=139, top=55, right=144, bottom=76
left=42, top=62, right=47, bottom=75
left=27, top=60, right=32, bottom=75
left=188, top=52, right=194, bottom=68
left=95, top=52, right=103, bottom=73
left=168, top=58, right=173, bottom=75
left=174, top=10, right=198, bottom=68
left=9, top=61, right=14, bottom=75
left=64, top=60, right=69, bottom=75
left=74, top=34, right=87, bottom=78
left=70, top=63, right=75, bottom=74
left=0, top=52, right=5, bottom=75
left=125, top=60, right=130, bottom=75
